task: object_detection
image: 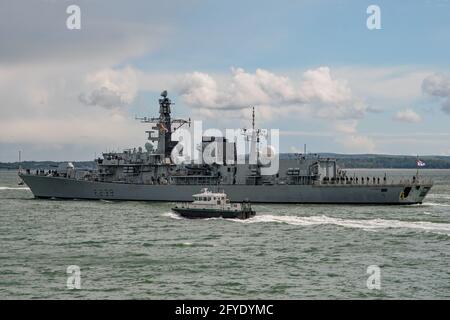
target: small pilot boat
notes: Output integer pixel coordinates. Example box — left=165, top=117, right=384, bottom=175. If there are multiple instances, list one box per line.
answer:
left=172, top=188, right=256, bottom=219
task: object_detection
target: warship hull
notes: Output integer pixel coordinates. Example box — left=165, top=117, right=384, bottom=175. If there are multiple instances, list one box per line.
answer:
left=20, top=174, right=431, bottom=204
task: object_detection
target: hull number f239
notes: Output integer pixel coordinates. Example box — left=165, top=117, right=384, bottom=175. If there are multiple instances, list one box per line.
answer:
left=93, top=189, right=114, bottom=197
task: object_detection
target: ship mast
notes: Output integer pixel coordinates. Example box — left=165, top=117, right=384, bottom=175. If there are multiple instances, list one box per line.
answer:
left=242, top=106, right=262, bottom=165
left=136, top=91, right=190, bottom=159
left=252, top=106, right=255, bottom=131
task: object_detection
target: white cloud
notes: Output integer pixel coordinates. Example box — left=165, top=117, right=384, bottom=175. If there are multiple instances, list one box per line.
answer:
left=393, top=109, right=422, bottom=123
left=0, top=112, right=143, bottom=146
left=0, top=0, right=176, bottom=161
left=334, top=66, right=431, bottom=103
left=79, top=67, right=138, bottom=109
left=366, top=105, right=384, bottom=113
left=177, top=72, right=219, bottom=109
left=0, top=2, right=171, bottom=67
left=443, top=99, right=450, bottom=114
left=422, top=73, right=450, bottom=97
left=0, top=64, right=148, bottom=162
left=422, top=73, right=450, bottom=114
left=333, top=120, right=358, bottom=134
left=177, top=67, right=366, bottom=121
left=300, top=68, right=345, bottom=103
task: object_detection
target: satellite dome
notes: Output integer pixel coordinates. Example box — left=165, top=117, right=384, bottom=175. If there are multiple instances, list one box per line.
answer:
left=145, top=142, right=154, bottom=152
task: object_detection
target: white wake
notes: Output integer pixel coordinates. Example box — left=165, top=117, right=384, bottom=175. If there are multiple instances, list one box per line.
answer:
left=234, top=214, right=450, bottom=234
left=0, top=186, right=30, bottom=190
left=162, top=212, right=183, bottom=220
left=422, top=202, right=450, bottom=207
left=426, top=193, right=450, bottom=200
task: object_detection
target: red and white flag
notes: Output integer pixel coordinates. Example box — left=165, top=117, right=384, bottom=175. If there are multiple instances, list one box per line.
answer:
left=159, top=123, right=169, bottom=133
left=416, top=159, right=426, bottom=167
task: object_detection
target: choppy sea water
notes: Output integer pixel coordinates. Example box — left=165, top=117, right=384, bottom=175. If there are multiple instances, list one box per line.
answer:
left=0, top=169, right=449, bottom=299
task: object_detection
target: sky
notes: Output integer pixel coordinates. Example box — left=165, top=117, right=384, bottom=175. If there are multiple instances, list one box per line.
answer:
left=1, top=0, right=450, bottom=161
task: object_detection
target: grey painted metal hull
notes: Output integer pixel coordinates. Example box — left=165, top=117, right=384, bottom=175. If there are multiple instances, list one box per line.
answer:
left=20, top=174, right=431, bottom=204
left=171, top=208, right=256, bottom=219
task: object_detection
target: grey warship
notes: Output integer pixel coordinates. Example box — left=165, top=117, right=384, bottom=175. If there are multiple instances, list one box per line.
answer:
left=20, top=91, right=433, bottom=204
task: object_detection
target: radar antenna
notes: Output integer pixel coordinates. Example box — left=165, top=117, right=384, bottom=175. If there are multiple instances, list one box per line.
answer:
left=135, top=91, right=190, bottom=157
